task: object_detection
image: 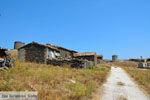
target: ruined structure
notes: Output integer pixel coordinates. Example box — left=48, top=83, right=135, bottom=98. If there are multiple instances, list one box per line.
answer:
left=14, top=41, right=25, bottom=49
left=47, top=59, right=93, bottom=68
left=46, top=44, right=77, bottom=60
left=18, top=42, right=60, bottom=63
left=73, top=52, right=97, bottom=66
left=97, top=55, right=103, bottom=64
left=18, top=42, right=98, bottom=68
left=0, top=48, right=14, bottom=68
left=112, top=55, right=118, bottom=62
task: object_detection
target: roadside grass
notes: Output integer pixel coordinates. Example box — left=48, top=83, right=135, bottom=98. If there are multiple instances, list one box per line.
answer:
left=123, top=67, right=150, bottom=95
left=0, top=61, right=110, bottom=100
left=113, top=61, right=138, bottom=68
left=114, top=61, right=150, bottom=95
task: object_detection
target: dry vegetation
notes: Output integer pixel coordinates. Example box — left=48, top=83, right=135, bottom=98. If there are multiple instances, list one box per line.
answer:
left=0, top=61, right=110, bottom=100
left=117, top=82, right=125, bottom=86
left=123, top=67, right=150, bottom=95
left=113, top=60, right=138, bottom=68
left=7, top=49, right=18, bottom=60
left=114, top=61, right=150, bottom=95
left=117, top=96, right=127, bottom=100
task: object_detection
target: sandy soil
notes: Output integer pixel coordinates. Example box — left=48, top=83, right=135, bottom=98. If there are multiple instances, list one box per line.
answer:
left=101, top=66, right=150, bottom=100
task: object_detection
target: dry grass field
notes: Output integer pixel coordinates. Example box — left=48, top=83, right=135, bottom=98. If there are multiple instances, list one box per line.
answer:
left=0, top=61, right=110, bottom=100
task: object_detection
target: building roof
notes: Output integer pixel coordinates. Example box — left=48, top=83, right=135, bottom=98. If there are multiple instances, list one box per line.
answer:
left=74, top=52, right=96, bottom=57
left=46, top=43, right=77, bottom=53
left=96, top=55, right=103, bottom=57
left=18, top=42, right=59, bottom=52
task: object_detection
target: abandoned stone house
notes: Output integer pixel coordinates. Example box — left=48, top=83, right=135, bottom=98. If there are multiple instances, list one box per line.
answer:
left=17, top=41, right=99, bottom=68
left=97, top=55, right=103, bottom=63
left=18, top=42, right=60, bottom=63
left=73, top=52, right=97, bottom=66
left=46, top=43, right=77, bottom=60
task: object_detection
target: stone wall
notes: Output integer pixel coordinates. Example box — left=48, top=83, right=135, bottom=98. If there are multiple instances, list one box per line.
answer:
left=59, top=49, right=73, bottom=60
left=74, top=55, right=97, bottom=66
left=18, top=48, right=25, bottom=61
left=47, top=59, right=94, bottom=68
left=25, top=44, right=46, bottom=63
left=97, top=60, right=104, bottom=64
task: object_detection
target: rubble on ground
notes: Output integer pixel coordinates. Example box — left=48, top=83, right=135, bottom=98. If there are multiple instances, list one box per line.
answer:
left=0, top=48, right=14, bottom=69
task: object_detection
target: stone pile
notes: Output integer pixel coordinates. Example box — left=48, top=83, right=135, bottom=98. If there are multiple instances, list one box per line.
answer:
left=0, top=48, right=14, bottom=69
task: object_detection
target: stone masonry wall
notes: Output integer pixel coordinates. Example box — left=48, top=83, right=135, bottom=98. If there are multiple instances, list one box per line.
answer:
left=18, top=48, right=25, bottom=61
left=59, top=49, right=73, bottom=60
left=25, top=44, right=46, bottom=63
left=47, top=59, right=94, bottom=68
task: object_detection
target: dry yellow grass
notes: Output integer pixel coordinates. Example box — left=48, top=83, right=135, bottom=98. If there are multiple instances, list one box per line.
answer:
left=0, top=61, right=110, bottom=100
left=113, top=61, right=138, bottom=68
left=7, top=49, right=18, bottom=60
left=117, top=96, right=127, bottom=100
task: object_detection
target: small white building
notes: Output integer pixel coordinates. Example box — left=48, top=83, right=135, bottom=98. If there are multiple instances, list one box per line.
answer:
left=138, top=59, right=150, bottom=68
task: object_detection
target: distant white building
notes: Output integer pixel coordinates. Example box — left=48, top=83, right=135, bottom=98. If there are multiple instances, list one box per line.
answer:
left=138, top=59, right=150, bottom=68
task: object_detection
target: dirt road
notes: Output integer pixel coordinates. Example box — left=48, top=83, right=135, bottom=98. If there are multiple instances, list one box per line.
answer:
left=101, top=66, right=150, bottom=100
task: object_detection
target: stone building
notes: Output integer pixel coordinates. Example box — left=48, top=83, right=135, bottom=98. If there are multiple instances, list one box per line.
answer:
left=14, top=41, right=25, bottom=49
left=97, top=55, right=103, bottom=63
left=18, top=42, right=60, bottom=63
left=112, top=55, right=118, bottom=62
left=46, top=44, right=77, bottom=60
left=73, top=52, right=97, bottom=66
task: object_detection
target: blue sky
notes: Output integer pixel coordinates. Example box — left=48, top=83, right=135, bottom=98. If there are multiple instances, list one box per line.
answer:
left=0, top=0, right=150, bottom=59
